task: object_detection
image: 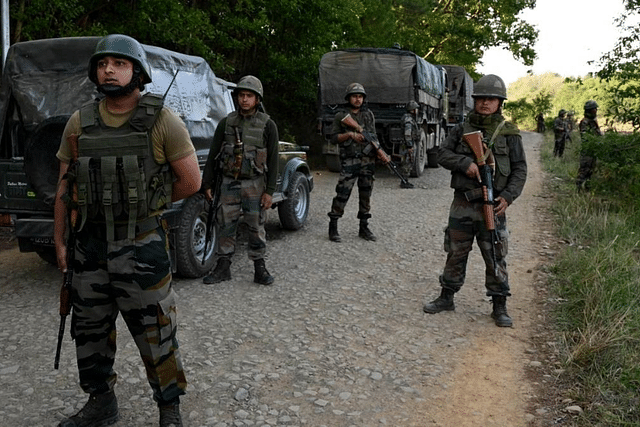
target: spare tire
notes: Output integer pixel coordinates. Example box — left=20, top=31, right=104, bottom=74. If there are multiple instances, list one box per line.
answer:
left=24, top=116, right=70, bottom=206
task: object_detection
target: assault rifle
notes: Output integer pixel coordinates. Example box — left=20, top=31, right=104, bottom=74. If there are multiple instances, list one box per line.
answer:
left=202, top=153, right=223, bottom=265
left=463, top=131, right=499, bottom=278
left=54, top=134, right=79, bottom=370
left=340, top=114, right=413, bottom=188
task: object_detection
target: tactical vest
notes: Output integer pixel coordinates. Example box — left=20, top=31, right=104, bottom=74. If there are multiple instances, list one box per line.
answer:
left=221, top=111, right=269, bottom=179
left=461, top=122, right=511, bottom=192
left=73, top=94, right=173, bottom=241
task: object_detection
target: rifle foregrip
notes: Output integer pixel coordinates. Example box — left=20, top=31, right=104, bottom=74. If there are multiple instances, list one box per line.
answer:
left=483, top=204, right=495, bottom=231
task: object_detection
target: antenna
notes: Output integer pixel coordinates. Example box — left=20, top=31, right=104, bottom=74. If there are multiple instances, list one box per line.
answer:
left=163, top=70, right=180, bottom=100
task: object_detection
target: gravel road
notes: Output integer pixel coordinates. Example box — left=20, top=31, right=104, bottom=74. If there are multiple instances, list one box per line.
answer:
left=0, top=131, right=557, bottom=427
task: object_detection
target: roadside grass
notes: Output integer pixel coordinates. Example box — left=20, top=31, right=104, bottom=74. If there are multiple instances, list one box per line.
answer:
left=541, top=131, right=640, bottom=426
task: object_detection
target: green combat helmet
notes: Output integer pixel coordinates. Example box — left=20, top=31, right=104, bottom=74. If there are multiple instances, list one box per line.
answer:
left=344, top=83, right=366, bottom=100
left=406, top=100, right=419, bottom=111
left=89, top=34, right=152, bottom=85
left=559, top=109, right=566, bottom=117
left=584, top=100, right=599, bottom=111
left=234, top=75, right=264, bottom=100
left=472, top=74, right=507, bottom=100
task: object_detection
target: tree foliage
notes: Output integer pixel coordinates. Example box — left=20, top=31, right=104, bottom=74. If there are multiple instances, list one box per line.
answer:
left=6, top=0, right=538, bottom=144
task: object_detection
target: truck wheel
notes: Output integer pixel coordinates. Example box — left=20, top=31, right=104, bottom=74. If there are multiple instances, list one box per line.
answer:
left=174, top=194, right=216, bottom=278
left=411, top=129, right=427, bottom=177
left=24, top=116, right=70, bottom=206
left=278, top=171, right=310, bottom=230
left=325, top=154, right=341, bottom=172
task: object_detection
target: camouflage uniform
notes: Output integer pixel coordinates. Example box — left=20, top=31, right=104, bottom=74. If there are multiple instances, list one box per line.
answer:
left=576, top=112, right=603, bottom=190
left=553, top=111, right=569, bottom=157
left=437, top=113, right=527, bottom=297
left=400, top=111, right=419, bottom=176
left=328, top=108, right=377, bottom=221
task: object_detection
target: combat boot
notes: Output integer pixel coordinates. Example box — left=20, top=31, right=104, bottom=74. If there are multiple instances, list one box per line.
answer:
left=58, top=391, right=119, bottom=427
left=358, top=220, right=377, bottom=241
left=254, top=259, right=274, bottom=285
left=203, top=257, right=231, bottom=284
left=423, top=288, right=455, bottom=314
left=159, top=403, right=182, bottom=427
left=329, top=218, right=341, bottom=242
left=491, top=295, right=513, bottom=327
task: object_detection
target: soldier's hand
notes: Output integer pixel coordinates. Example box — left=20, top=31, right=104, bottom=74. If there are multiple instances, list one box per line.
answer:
left=465, top=162, right=481, bottom=182
left=261, top=193, right=273, bottom=210
left=56, top=245, right=67, bottom=273
left=494, top=196, right=509, bottom=216
left=204, top=188, right=213, bottom=202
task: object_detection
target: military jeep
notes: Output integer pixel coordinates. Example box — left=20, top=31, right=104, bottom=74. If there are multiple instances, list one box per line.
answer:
left=0, top=37, right=312, bottom=278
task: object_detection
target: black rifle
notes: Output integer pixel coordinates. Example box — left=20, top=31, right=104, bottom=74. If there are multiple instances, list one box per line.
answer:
left=55, top=134, right=79, bottom=370
left=340, top=114, right=413, bottom=188
left=202, top=153, right=223, bottom=265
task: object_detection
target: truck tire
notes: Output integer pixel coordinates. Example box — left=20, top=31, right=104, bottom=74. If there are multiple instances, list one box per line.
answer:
left=24, top=116, right=70, bottom=206
left=325, top=154, right=341, bottom=172
left=411, top=129, right=427, bottom=177
left=174, top=194, right=216, bottom=278
left=277, top=171, right=310, bottom=230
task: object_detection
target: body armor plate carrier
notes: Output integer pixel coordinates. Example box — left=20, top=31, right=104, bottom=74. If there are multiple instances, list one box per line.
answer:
left=72, top=94, right=173, bottom=241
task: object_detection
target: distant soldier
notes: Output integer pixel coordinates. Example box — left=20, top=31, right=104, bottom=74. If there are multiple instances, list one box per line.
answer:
left=327, top=83, right=378, bottom=242
left=553, top=109, right=569, bottom=157
left=535, top=112, right=545, bottom=133
left=399, top=101, right=419, bottom=187
left=576, top=100, right=603, bottom=191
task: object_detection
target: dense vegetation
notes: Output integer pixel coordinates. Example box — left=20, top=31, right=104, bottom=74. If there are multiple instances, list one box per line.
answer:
left=6, top=0, right=537, bottom=148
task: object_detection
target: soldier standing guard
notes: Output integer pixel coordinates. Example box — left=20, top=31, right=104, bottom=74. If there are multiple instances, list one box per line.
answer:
left=201, top=75, right=279, bottom=285
left=328, top=83, right=378, bottom=243
left=54, top=34, right=201, bottom=427
left=422, top=74, right=527, bottom=327
left=553, top=109, right=569, bottom=157
left=576, top=100, right=603, bottom=191
left=399, top=101, right=419, bottom=188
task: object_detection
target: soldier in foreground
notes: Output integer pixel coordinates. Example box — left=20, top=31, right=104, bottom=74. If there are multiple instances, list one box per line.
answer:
left=54, top=34, right=201, bottom=426
left=328, top=83, right=378, bottom=242
left=201, top=76, right=279, bottom=286
left=576, top=100, right=603, bottom=191
left=423, top=74, right=527, bottom=327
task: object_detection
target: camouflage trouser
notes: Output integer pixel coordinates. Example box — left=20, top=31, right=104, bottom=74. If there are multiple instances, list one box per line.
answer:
left=217, top=176, right=267, bottom=260
left=440, top=193, right=511, bottom=296
left=400, top=144, right=414, bottom=177
left=576, top=154, right=596, bottom=188
left=328, top=156, right=375, bottom=220
left=71, top=221, right=186, bottom=404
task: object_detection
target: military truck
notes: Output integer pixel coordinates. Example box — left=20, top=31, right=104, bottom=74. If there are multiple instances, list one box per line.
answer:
left=0, top=37, right=313, bottom=278
left=317, top=47, right=447, bottom=175
left=439, top=65, right=474, bottom=130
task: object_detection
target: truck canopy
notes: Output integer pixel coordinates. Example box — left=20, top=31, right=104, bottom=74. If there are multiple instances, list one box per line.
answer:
left=440, top=64, right=474, bottom=116
left=318, top=48, right=445, bottom=106
left=0, top=37, right=233, bottom=152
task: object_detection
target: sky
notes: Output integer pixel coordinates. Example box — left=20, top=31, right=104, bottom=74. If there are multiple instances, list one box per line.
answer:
left=477, top=0, right=627, bottom=85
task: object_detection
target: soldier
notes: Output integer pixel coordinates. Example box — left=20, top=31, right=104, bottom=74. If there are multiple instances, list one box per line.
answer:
left=201, top=75, right=279, bottom=286
left=422, top=74, right=527, bottom=327
left=328, top=83, right=378, bottom=242
left=553, top=109, right=569, bottom=157
left=576, top=100, right=603, bottom=191
left=53, top=34, right=201, bottom=427
left=535, top=112, right=545, bottom=133
left=399, top=101, right=418, bottom=188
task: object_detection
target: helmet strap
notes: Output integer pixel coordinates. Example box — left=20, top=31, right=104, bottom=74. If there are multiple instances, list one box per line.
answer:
left=97, top=69, right=144, bottom=97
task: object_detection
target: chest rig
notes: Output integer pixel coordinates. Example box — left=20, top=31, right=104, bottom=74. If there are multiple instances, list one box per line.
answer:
left=222, top=111, right=269, bottom=179
left=73, top=94, right=173, bottom=241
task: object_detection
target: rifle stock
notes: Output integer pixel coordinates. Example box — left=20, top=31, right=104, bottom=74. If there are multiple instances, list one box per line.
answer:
left=463, top=131, right=499, bottom=277
left=54, top=134, right=79, bottom=370
left=340, top=114, right=412, bottom=187
left=202, top=154, right=223, bottom=265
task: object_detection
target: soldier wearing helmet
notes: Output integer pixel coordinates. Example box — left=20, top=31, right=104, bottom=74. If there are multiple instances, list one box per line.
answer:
left=399, top=101, right=419, bottom=187
left=576, top=100, right=604, bottom=190
left=553, top=109, right=570, bottom=157
left=423, top=73, right=527, bottom=328
left=201, top=75, right=279, bottom=286
left=327, top=82, right=378, bottom=242
left=54, top=34, right=201, bottom=427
